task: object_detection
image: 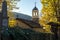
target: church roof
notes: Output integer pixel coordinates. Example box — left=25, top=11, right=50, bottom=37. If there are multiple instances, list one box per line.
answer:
left=16, top=18, right=42, bottom=28
left=33, top=2, right=38, bottom=10
left=33, top=6, right=38, bottom=10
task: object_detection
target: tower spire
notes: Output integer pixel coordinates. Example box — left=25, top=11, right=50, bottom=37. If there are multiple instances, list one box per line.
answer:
left=35, top=2, right=36, bottom=7
left=35, top=0, right=37, bottom=7
left=32, top=0, right=39, bottom=23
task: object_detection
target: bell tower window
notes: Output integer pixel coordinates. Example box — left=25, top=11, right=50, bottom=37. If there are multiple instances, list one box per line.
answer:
left=36, top=12, right=38, bottom=16
left=34, top=12, right=36, bottom=16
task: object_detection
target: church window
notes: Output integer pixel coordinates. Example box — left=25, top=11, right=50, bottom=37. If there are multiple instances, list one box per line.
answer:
left=34, top=12, right=36, bottom=16
left=36, top=12, right=37, bottom=16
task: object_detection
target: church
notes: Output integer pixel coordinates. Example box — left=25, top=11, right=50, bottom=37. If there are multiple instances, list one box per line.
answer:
left=0, top=0, right=45, bottom=33
left=16, top=2, right=44, bottom=32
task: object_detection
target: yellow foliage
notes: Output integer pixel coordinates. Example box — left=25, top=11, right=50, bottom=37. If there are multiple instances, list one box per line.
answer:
left=40, top=0, right=59, bottom=32
left=9, top=19, right=16, bottom=27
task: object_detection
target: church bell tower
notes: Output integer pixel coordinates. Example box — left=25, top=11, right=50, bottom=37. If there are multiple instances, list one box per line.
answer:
left=2, top=0, right=8, bottom=27
left=32, top=2, right=39, bottom=23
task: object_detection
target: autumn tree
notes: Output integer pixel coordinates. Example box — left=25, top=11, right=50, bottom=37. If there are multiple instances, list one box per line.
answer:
left=40, top=0, right=60, bottom=32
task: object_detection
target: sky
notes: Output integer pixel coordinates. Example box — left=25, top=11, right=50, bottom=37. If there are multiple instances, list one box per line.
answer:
left=13, top=0, right=42, bottom=16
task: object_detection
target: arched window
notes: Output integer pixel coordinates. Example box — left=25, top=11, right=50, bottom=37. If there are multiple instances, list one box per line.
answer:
left=34, top=12, right=36, bottom=16
left=36, top=12, right=37, bottom=16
